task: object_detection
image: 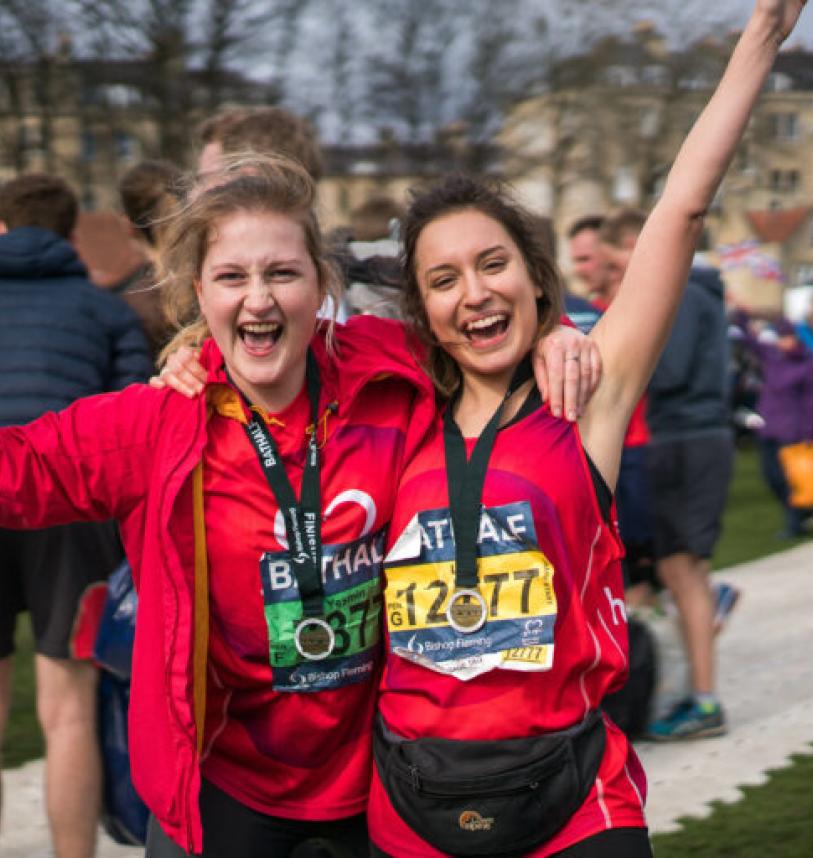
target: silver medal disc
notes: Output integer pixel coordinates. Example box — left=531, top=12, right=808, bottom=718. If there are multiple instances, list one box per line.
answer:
left=446, top=588, right=488, bottom=634
left=294, top=617, right=336, bottom=661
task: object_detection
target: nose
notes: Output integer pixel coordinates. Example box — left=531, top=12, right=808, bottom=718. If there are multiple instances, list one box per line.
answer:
left=244, top=274, right=275, bottom=313
left=461, top=270, right=490, bottom=306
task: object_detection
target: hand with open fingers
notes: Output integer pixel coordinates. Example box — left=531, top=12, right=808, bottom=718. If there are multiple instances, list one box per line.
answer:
left=533, top=325, right=602, bottom=422
left=148, top=346, right=206, bottom=398
left=754, top=0, right=807, bottom=45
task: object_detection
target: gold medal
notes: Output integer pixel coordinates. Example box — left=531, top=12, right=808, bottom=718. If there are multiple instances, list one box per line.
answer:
left=294, top=617, right=335, bottom=660
left=446, top=588, right=488, bottom=634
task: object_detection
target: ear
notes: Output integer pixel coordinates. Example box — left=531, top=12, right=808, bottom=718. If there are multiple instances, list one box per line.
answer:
left=0, top=221, right=7, bottom=235
left=194, top=277, right=205, bottom=308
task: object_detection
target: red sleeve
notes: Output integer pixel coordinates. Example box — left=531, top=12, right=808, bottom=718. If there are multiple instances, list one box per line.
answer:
left=0, top=384, right=160, bottom=529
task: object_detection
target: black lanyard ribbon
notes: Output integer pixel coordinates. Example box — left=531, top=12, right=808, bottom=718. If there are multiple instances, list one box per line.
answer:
left=238, top=350, right=324, bottom=618
left=443, top=356, right=533, bottom=591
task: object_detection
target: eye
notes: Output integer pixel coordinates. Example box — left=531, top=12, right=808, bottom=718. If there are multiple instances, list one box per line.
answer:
left=482, top=256, right=507, bottom=273
left=266, top=267, right=299, bottom=282
left=214, top=270, right=244, bottom=284
left=429, top=273, right=456, bottom=290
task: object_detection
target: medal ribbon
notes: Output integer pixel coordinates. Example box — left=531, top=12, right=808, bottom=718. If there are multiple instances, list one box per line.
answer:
left=443, top=356, right=534, bottom=590
left=238, top=350, right=324, bottom=618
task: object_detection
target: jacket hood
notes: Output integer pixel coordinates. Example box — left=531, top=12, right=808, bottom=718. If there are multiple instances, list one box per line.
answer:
left=0, top=226, right=87, bottom=280
left=689, top=261, right=725, bottom=300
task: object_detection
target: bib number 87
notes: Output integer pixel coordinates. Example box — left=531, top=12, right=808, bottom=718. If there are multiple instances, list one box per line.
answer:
left=324, top=594, right=381, bottom=654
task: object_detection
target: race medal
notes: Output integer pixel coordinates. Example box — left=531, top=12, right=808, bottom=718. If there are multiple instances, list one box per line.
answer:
left=446, top=587, right=487, bottom=634
left=294, top=617, right=336, bottom=661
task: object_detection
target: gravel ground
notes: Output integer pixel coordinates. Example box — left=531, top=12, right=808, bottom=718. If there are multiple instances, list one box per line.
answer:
left=2, top=541, right=812, bottom=856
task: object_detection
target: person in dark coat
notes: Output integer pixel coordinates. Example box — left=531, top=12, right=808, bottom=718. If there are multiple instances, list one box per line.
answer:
left=645, top=255, right=734, bottom=740
left=0, top=173, right=151, bottom=858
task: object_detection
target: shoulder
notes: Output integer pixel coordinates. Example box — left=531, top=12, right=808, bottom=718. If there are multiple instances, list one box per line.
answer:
left=313, top=317, right=432, bottom=399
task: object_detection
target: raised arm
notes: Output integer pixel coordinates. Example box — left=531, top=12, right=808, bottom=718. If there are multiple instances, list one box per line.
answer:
left=582, top=0, right=807, bottom=483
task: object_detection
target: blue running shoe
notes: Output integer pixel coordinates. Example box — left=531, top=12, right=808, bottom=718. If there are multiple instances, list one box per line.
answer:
left=647, top=697, right=727, bottom=741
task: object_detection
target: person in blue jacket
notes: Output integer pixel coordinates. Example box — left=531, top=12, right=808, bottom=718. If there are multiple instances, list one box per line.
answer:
left=0, top=173, right=151, bottom=858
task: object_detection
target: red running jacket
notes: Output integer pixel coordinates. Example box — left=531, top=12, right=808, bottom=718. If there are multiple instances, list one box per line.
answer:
left=0, top=316, right=435, bottom=852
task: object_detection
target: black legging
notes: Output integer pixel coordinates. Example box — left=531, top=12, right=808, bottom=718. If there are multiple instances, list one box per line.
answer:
left=369, top=827, right=653, bottom=857
left=145, top=779, right=370, bottom=858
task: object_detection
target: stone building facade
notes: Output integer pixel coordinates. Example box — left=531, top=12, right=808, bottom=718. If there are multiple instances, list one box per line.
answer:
left=499, top=26, right=813, bottom=310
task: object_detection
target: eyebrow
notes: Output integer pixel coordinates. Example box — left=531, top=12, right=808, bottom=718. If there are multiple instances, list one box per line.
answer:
left=208, top=258, right=303, bottom=270
left=424, top=244, right=508, bottom=277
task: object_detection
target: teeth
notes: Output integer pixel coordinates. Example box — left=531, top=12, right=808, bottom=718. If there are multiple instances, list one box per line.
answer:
left=464, top=314, right=507, bottom=332
left=241, top=322, right=280, bottom=333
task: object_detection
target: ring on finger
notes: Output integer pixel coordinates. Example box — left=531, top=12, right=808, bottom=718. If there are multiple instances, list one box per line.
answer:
left=565, top=354, right=581, bottom=362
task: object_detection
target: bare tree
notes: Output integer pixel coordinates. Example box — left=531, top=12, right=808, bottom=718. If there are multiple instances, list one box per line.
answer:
left=0, top=0, right=73, bottom=171
left=69, top=0, right=287, bottom=163
left=364, top=0, right=457, bottom=142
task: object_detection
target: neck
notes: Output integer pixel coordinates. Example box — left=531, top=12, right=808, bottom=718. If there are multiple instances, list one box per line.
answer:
left=454, top=364, right=530, bottom=438
left=237, top=363, right=307, bottom=418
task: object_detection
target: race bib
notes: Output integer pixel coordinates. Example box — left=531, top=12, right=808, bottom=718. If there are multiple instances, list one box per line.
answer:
left=260, top=529, right=385, bottom=692
left=384, top=502, right=557, bottom=680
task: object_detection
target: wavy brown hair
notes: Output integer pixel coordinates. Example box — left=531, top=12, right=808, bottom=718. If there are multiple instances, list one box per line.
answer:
left=158, top=154, right=341, bottom=365
left=401, top=175, right=564, bottom=397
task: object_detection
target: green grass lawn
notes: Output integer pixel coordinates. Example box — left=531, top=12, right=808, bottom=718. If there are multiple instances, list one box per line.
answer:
left=3, top=614, right=43, bottom=767
left=2, top=443, right=811, bottom=856
left=651, top=750, right=813, bottom=858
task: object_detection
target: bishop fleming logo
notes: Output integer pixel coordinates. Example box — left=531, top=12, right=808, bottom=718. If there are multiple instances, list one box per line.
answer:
left=459, top=810, right=495, bottom=832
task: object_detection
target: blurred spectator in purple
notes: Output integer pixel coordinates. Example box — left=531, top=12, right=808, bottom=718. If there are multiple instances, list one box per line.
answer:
left=731, top=309, right=813, bottom=536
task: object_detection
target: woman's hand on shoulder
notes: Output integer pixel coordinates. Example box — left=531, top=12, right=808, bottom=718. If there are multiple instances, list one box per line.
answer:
left=149, top=346, right=206, bottom=398
left=533, top=325, right=602, bottom=421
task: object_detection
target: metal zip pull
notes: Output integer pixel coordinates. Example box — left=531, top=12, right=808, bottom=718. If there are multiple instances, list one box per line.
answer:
left=409, top=764, right=422, bottom=792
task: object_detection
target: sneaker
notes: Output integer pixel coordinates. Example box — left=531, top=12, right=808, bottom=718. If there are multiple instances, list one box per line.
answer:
left=647, top=697, right=727, bottom=741
left=712, top=582, right=740, bottom=634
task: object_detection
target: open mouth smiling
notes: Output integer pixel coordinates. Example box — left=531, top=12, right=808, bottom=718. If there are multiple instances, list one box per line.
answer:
left=461, top=313, right=510, bottom=343
left=239, top=321, right=283, bottom=352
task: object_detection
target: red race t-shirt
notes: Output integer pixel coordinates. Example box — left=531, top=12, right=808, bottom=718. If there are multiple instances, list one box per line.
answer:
left=198, top=317, right=431, bottom=821
left=369, top=400, right=647, bottom=856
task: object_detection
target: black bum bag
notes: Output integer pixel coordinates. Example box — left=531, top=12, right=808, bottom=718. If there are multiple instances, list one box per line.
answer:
left=373, top=709, right=606, bottom=858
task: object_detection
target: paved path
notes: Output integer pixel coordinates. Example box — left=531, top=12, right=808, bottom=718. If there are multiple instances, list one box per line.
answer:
left=2, top=542, right=812, bottom=855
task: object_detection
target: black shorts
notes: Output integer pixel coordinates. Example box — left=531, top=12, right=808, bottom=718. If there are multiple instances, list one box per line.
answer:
left=145, top=779, right=370, bottom=858
left=647, top=432, right=734, bottom=561
left=0, top=521, right=123, bottom=660
left=370, top=826, right=652, bottom=857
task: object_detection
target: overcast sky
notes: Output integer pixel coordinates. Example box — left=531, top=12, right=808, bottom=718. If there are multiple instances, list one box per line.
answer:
left=614, top=0, right=813, bottom=45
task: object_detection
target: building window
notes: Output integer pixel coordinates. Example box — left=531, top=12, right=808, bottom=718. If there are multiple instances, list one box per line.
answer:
left=678, top=71, right=712, bottom=90
left=103, top=85, right=141, bottom=107
left=613, top=166, right=638, bottom=203
left=769, top=112, right=799, bottom=140
left=82, top=188, right=96, bottom=211
left=113, top=130, right=134, bottom=161
left=769, top=169, right=800, bottom=193
left=603, top=65, right=638, bottom=87
left=796, top=263, right=813, bottom=285
left=766, top=72, right=793, bottom=92
left=641, top=64, right=669, bottom=87
left=20, top=123, right=42, bottom=149
left=80, top=131, right=96, bottom=162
